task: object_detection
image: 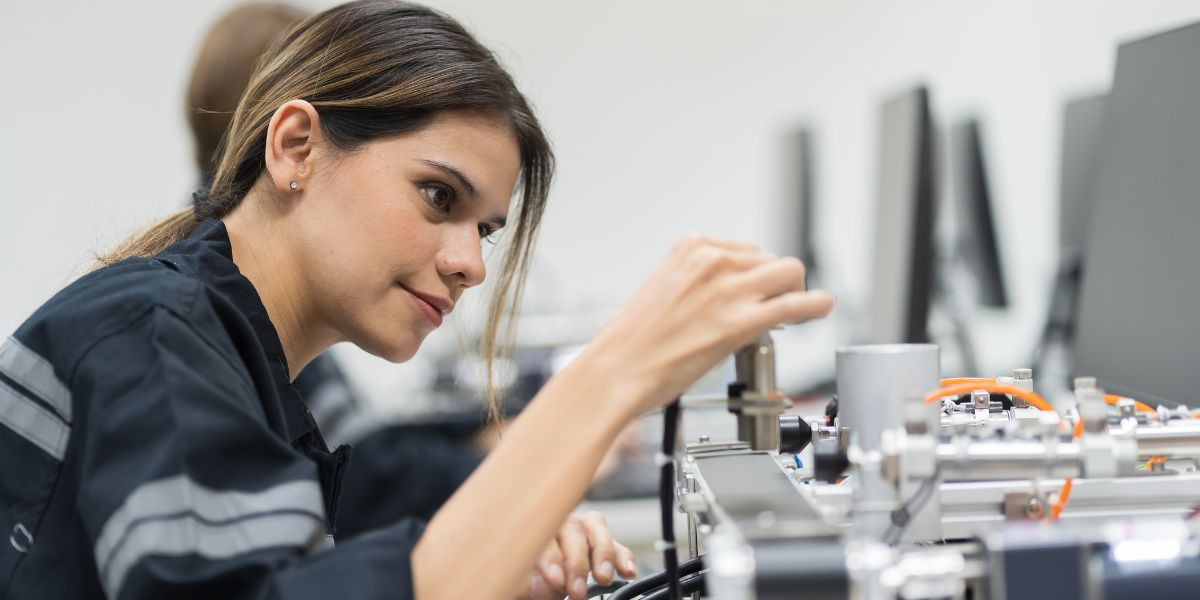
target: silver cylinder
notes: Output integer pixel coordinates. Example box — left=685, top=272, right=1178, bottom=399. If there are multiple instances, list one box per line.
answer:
left=735, top=415, right=780, bottom=450
left=735, top=334, right=777, bottom=396
left=1135, top=423, right=1200, bottom=458
left=935, top=441, right=1083, bottom=480
left=837, top=344, right=939, bottom=539
left=730, top=334, right=786, bottom=451
left=836, top=344, right=940, bottom=452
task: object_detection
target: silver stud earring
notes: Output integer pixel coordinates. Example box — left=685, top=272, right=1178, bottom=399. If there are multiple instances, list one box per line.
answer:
left=289, top=181, right=299, bottom=190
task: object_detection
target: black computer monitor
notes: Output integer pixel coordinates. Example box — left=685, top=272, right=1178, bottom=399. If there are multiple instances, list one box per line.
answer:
left=1060, top=94, right=1108, bottom=266
left=787, top=128, right=819, bottom=278
left=1073, top=22, right=1200, bottom=407
left=948, top=119, right=1008, bottom=308
left=1032, top=93, right=1109, bottom=376
left=863, top=86, right=937, bottom=344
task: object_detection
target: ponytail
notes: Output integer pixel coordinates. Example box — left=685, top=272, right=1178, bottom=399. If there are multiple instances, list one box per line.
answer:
left=94, top=208, right=199, bottom=270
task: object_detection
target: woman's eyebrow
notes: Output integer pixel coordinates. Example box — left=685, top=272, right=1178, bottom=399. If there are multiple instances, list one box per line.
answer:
left=419, top=159, right=480, bottom=201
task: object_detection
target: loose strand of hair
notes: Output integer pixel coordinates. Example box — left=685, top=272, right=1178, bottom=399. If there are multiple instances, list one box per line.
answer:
left=92, top=208, right=200, bottom=270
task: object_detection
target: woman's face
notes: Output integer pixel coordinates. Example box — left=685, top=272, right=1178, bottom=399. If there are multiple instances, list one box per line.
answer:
left=294, top=110, right=521, bottom=362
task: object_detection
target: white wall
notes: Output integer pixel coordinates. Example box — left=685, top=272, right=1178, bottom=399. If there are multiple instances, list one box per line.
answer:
left=4, top=1, right=1200, bottom=400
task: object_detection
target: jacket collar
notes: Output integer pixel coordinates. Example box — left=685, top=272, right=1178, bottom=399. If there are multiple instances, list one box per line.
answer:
left=157, top=219, right=316, bottom=446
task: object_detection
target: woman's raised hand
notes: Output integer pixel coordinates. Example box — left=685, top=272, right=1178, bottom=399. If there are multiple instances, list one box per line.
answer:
left=585, top=234, right=834, bottom=417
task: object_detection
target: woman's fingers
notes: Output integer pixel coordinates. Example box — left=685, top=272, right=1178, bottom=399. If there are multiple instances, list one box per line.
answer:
left=535, top=540, right=566, bottom=592
left=678, top=248, right=775, bottom=283
left=537, top=513, right=635, bottom=598
left=556, top=517, right=592, bottom=600
left=614, top=542, right=638, bottom=579
left=752, top=289, right=836, bottom=329
left=578, top=511, right=617, bottom=585
left=727, top=255, right=808, bottom=300
left=674, top=232, right=761, bottom=254
left=518, top=572, right=556, bottom=600
left=530, top=573, right=551, bottom=600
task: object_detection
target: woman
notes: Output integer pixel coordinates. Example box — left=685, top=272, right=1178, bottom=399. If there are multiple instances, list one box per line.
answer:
left=183, top=1, right=490, bottom=537
left=0, top=1, right=832, bottom=599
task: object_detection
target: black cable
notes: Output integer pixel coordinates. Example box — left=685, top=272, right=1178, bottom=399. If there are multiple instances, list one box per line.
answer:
left=585, top=579, right=629, bottom=597
left=596, top=399, right=695, bottom=600
left=603, top=556, right=705, bottom=600
left=660, top=398, right=682, bottom=599
left=638, top=569, right=706, bottom=600
left=883, top=466, right=941, bottom=546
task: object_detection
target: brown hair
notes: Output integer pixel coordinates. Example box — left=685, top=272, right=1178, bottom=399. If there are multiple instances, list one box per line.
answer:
left=101, top=0, right=554, bottom=420
left=185, top=3, right=310, bottom=176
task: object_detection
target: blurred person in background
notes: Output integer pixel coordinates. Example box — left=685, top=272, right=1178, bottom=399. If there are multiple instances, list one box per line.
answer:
left=187, top=3, right=309, bottom=185
left=185, top=0, right=485, bottom=538
left=0, top=1, right=832, bottom=598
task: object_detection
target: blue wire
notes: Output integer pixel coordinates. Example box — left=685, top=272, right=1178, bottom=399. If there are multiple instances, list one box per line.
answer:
left=793, top=454, right=803, bottom=469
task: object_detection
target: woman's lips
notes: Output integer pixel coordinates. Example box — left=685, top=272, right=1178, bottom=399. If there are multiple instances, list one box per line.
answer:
left=401, top=285, right=444, bottom=327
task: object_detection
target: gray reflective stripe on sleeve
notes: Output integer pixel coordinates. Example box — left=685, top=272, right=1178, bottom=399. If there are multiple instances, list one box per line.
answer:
left=0, top=336, right=71, bottom=422
left=0, top=378, right=69, bottom=460
left=95, top=476, right=328, bottom=597
left=103, top=511, right=326, bottom=596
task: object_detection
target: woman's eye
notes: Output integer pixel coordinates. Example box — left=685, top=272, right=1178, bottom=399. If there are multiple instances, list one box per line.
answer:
left=478, top=224, right=499, bottom=245
left=419, top=182, right=454, bottom=212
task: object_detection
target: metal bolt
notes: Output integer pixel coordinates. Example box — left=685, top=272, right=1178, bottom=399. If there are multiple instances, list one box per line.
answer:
left=1117, top=398, right=1136, bottom=420
left=698, top=435, right=710, bottom=444
left=972, top=390, right=991, bottom=410
left=1023, top=497, right=1045, bottom=519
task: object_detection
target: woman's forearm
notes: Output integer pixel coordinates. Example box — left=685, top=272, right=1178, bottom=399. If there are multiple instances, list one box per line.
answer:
left=412, top=346, right=642, bottom=599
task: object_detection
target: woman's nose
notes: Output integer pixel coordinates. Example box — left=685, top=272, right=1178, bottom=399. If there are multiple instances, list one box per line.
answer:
left=436, top=224, right=487, bottom=288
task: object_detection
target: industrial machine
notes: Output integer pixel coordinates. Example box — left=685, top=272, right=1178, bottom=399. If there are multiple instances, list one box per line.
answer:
left=656, top=338, right=1200, bottom=600
left=597, top=19, right=1200, bottom=600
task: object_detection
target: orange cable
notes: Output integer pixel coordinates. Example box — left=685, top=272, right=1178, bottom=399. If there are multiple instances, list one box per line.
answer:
left=1049, top=418, right=1085, bottom=519
left=1051, top=479, right=1074, bottom=519
left=925, top=382, right=1055, bottom=414
left=940, top=377, right=997, bottom=388
left=1103, top=393, right=1155, bottom=414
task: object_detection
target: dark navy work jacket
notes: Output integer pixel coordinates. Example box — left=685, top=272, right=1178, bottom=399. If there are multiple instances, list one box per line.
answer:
left=0, top=220, right=422, bottom=599
left=293, top=354, right=483, bottom=539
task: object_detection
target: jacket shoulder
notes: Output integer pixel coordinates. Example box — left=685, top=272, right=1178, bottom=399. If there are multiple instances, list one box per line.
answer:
left=12, top=257, right=233, bottom=380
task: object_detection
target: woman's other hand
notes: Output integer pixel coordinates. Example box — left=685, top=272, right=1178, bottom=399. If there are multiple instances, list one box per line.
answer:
left=516, top=511, right=637, bottom=600
left=584, top=233, right=834, bottom=417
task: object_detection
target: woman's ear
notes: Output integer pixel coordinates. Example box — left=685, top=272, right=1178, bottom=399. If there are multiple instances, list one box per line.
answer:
left=263, top=99, right=323, bottom=194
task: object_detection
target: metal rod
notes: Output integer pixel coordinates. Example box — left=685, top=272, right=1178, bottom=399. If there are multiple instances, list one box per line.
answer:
left=1134, top=423, right=1200, bottom=458
left=935, top=441, right=1082, bottom=480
